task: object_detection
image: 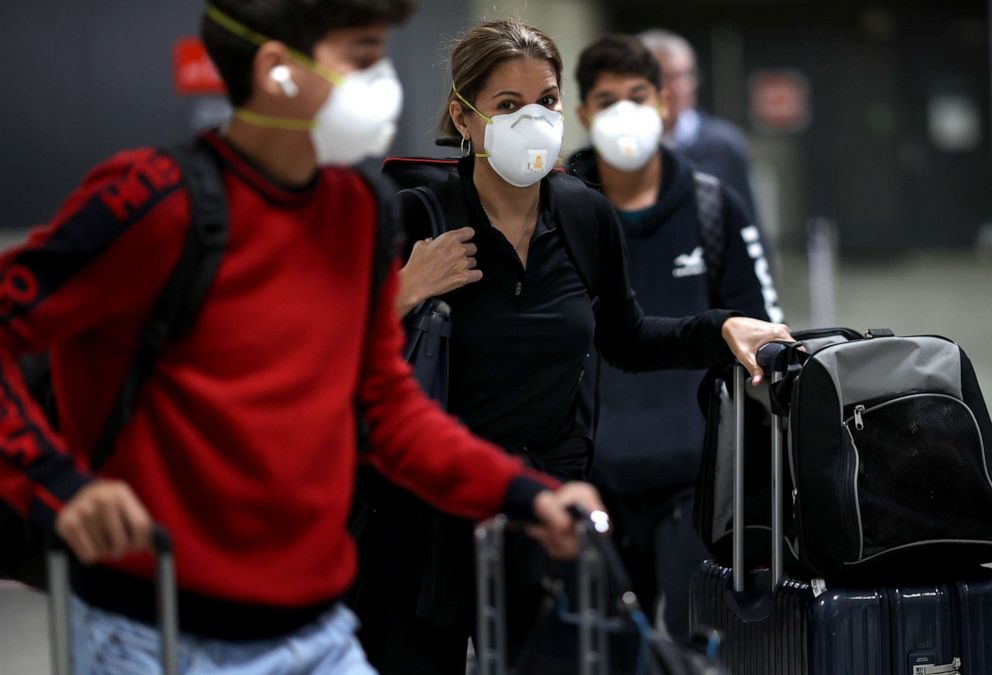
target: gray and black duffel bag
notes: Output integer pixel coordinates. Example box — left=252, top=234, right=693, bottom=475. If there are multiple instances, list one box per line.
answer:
left=696, top=327, right=992, bottom=580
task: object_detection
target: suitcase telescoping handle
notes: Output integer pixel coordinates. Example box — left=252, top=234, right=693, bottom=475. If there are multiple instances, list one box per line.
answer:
left=567, top=505, right=638, bottom=675
left=48, top=525, right=179, bottom=675
left=731, top=342, right=792, bottom=592
left=474, top=508, right=625, bottom=675
left=475, top=514, right=508, bottom=675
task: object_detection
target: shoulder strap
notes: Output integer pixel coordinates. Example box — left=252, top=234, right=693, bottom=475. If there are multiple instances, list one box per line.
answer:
left=357, top=168, right=401, bottom=309
left=401, top=186, right=447, bottom=239
left=549, top=173, right=601, bottom=297
left=90, top=141, right=228, bottom=471
left=353, top=168, right=405, bottom=456
left=693, top=171, right=725, bottom=304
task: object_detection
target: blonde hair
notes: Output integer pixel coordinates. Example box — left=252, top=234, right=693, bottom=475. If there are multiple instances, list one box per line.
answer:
left=438, top=19, right=563, bottom=140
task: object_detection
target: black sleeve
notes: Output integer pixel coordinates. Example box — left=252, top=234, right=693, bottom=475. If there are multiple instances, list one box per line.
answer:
left=591, top=193, right=739, bottom=372
left=715, top=187, right=785, bottom=324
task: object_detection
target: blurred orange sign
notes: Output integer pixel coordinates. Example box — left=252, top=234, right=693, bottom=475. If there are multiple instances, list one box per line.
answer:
left=174, top=37, right=225, bottom=96
left=749, top=70, right=810, bottom=133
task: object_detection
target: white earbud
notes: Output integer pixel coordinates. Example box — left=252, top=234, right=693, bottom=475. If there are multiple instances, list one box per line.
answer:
left=269, top=65, right=298, bottom=97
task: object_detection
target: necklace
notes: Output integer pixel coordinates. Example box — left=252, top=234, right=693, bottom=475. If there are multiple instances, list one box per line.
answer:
left=481, top=199, right=539, bottom=251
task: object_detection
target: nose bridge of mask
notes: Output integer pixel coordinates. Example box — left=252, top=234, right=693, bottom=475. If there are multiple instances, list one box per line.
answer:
left=595, top=99, right=660, bottom=121
left=205, top=5, right=345, bottom=87
left=510, top=113, right=552, bottom=131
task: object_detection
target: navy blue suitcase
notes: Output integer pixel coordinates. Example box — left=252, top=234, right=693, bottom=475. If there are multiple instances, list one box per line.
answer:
left=689, top=353, right=992, bottom=675
left=691, top=559, right=992, bottom=674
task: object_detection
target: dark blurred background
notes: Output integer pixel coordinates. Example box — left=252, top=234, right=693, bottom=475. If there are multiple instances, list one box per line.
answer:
left=2, top=1, right=988, bottom=250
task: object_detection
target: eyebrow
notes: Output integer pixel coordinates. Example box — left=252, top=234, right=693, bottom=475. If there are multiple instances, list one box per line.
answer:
left=591, top=83, right=650, bottom=101
left=490, top=85, right=559, bottom=99
left=349, top=35, right=385, bottom=49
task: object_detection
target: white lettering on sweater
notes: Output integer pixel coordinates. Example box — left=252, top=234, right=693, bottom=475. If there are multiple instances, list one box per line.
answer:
left=740, top=226, right=785, bottom=323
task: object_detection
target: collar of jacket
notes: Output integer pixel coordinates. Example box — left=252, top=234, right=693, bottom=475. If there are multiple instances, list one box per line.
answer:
left=565, top=146, right=697, bottom=237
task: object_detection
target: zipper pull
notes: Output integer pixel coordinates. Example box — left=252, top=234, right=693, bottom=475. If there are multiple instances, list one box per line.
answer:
left=514, top=281, right=522, bottom=297
left=854, top=405, right=865, bottom=431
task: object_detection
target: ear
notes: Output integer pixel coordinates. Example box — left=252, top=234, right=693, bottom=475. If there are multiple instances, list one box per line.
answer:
left=251, top=42, right=294, bottom=99
left=658, top=88, right=674, bottom=129
left=577, top=103, right=592, bottom=131
left=448, top=99, right=470, bottom=138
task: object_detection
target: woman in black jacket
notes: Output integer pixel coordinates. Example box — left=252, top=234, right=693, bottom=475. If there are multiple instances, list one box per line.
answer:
left=355, top=19, right=791, bottom=675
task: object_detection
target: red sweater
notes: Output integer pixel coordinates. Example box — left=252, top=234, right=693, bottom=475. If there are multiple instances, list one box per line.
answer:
left=0, top=131, right=551, bottom=638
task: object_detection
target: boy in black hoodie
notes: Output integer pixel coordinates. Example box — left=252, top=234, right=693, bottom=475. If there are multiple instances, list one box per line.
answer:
left=567, top=34, right=784, bottom=638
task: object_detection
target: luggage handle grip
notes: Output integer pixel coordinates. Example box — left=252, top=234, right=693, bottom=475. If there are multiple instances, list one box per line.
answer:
left=48, top=523, right=179, bottom=675
left=756, top=340, right=801, bottom=374
left=47, top=522, right=172, bottom=555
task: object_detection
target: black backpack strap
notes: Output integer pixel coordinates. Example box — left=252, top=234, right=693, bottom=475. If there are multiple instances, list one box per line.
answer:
left=357, top=168, right=403, bottom=312
left=693, top=171, right=725, bottom=305
left=426, top=174, right=471, bottom=233
left=89, top=141, right=228, bottom=471
left=382, top=156, right=459, bottom=191
left=402, top=186, right=448, bottom=239
left=353, top=169, right=404, bottom=456
left=548, top=173, right=601, bottom=297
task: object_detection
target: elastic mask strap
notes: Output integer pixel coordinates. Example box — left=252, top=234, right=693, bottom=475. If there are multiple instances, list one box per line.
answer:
left=233, top=108, right=316, bottom=131
left=451, top=83, right=492, bottom=158
left=205, top=5, right=344, bottom=86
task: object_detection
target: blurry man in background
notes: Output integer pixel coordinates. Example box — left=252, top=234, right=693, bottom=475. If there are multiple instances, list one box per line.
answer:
left=640, top=29, right=757, bottom=219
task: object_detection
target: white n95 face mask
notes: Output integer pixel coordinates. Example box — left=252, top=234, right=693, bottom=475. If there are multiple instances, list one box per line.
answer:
left=480, top=104, right=564, bottom=187
left=311, top=59, right=403, bottom=166
left=590, top=100, right=662, bottom=172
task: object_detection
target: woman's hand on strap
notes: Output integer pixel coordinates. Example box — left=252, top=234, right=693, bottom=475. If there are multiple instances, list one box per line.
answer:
left=395, top=227, right=482, bottom=318
left=721, top=316, right=794, bottom=385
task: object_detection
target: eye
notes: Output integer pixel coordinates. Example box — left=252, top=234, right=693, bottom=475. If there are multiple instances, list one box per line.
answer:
left=631, top=96, right=647, bottom=105
left=540, top=94, right=559, bottom=108
left=495, top=99, right=519, bottom=112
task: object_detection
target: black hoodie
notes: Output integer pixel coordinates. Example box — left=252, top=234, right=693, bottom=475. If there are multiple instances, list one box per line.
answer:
left=568, top=146, right=783, bottom=492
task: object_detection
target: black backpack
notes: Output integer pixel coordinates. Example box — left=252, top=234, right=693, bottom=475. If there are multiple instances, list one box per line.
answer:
left=0, top=143, right=398, bottom=587
left=0, top=141, right=229, bottom=587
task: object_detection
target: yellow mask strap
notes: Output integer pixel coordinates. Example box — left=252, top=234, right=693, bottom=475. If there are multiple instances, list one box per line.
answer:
left=205, top=5, right=344, bottom=86
left=451, top=83, right=492, bottom=124
left=233, top=108, right=316, bottom=131
left=451, top=83, right=491, bottom=158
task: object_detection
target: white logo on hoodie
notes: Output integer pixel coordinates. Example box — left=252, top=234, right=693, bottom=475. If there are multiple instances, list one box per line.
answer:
left=673, top=247, right=707, bottom=278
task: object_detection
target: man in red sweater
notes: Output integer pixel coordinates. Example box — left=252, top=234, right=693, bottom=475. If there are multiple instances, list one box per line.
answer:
left=0, top=1, right=601, bottom=671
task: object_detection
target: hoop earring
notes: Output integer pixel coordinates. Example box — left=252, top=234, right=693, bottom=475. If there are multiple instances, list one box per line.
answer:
left=460, top=136, right=472, bottom=157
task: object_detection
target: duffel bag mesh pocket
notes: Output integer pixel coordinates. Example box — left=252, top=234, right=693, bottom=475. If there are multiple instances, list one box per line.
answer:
left=845, top=393, right=992, bottom=558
